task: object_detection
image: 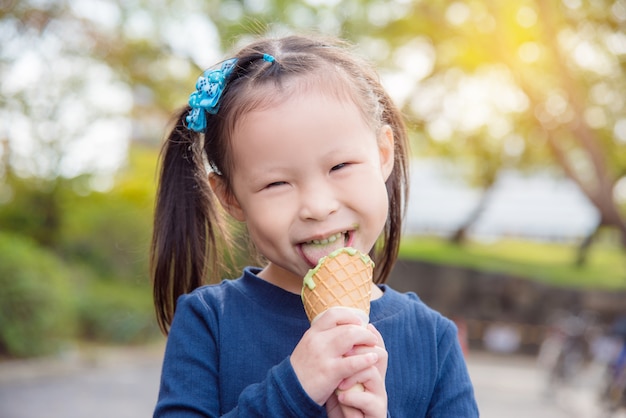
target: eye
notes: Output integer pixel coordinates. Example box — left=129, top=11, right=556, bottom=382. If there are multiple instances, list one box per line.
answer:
left=266, top=181, right=288, bottom=189
left=331, top=163, right=348, bottom=171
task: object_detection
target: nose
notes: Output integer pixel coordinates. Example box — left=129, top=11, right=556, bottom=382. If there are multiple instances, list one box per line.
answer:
left=298, top=184, right=339, bottom=221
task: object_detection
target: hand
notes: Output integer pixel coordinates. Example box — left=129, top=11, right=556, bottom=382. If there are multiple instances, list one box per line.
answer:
left=290, top=308, right=380, bottom=405
left=328, top=324, right=388, bottom=418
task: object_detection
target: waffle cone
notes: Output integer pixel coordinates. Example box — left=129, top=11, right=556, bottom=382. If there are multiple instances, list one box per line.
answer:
left=301, top=248, right=374, bottom=324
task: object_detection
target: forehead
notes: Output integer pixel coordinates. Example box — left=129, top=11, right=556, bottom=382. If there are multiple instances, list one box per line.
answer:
left=229, top=91, right=379, bottom=178
left=229, top=69, right=371, bottom=130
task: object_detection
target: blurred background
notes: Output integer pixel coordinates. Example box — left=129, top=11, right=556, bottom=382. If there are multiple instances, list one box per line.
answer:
left=1, top=0, right=626, bottom=416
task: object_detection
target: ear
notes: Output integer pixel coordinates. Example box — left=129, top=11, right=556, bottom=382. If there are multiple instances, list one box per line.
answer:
left=209, top=173, right=245, bottom=222
left=377, top=125, right=395, bottom=181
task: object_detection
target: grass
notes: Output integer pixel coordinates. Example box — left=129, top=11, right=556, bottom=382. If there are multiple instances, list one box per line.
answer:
left=398, top=236, right=626, bottom=290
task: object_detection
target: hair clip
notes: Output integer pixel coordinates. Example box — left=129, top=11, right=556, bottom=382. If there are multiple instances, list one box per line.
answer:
left=186, top=58, right=238, bottom=132
left=263, top=54, right=275, bottom=63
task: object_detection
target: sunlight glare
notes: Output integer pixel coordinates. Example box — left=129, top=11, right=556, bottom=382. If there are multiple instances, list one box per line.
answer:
left=60, top=118, right=130, bottom=180
left=244, top=0, right=270, bottom=13
left=287, top=4, right=317, bottom=28
left=611, top=1, right=626, bottom=21
left=381, top=71, right=413, bottom=108
left=503, top=134, right=526, bottom=158
left=410, top=66, right=528, bottom=143
left=163, top=15, right=220, bottom=69
left=2, top=52, right=42, bottom=94
left=562, top=0, right=582, bottom=9
left=427, top=118, right=453, bottom=142
left=304, top=0, right=341, bottom=6
left=544, top=93, right=569, bottom=118
left=488, top=116, right=513, bottom=139
left=614, top=118, right=626, bottom=143
left=613, top=176, right=626, bottom=204
left=219, top=1, right=244, bottom=22
left=583, top=106, right=607, bottom=129
left=590, top=82, right=615, bottom=105
left=606, top=31, right=626, bottom=55
left=516, top=6, right=537, bottom=28
left=446, top=2, right=471, bottom=26
left=394, top=38, right=435, bottom=81
left=573, top=41, right=614, bottom=76
left=70, top=0, right=120, bottom=31
left=518, top=42, right=541, bottom=63
left=476, top=11, right=496, bottom=33
left=124, top=10, right=155, bottom=40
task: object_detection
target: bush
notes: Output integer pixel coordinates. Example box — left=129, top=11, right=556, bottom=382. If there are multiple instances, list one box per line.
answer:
left=0, top=232, right=76, bottom=357
left=76, top=280, right=160, bottom=344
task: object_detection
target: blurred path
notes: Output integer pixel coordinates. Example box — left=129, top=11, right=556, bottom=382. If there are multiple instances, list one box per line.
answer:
left=0, top=344, right=163, bottom=418
left=1, top=344, right=625, bottom=418
left=468, top=351, right=625, bottom=418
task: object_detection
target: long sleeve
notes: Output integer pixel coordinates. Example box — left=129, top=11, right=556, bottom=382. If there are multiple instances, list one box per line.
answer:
left=154, top=280, right=324, bottom=417
left=226, top=358, right=324, bottom=417
left=426, top=319, right=479, bottom=417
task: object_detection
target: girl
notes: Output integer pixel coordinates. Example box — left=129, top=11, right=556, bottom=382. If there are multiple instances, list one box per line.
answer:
left=151, top=34, right=478, bottom=417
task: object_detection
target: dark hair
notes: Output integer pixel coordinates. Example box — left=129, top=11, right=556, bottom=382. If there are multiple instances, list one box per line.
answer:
left=151, top=34, right=410, bottom=334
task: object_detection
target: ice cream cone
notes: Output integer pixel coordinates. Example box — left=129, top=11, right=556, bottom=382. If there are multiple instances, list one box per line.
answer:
left=301, top=247, right=374, bottom=325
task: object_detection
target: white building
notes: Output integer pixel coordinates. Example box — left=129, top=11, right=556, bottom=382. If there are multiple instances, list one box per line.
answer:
left=405, top=160, right=600, bottom=242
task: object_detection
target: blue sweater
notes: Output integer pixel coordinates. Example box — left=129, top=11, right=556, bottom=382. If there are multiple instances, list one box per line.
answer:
left=154, top=267, right=479, bottom=417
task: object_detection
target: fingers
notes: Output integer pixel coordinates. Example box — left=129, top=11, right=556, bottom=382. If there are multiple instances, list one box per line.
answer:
left=311, top=309, right=379, bottom=355
left=326, top=393, right=364, bottom=418
left=314, top=307, right=369, bottom=329
left=336, top=326, right=388, bottom=418
left=336, top=366, right=387, bottom=417
left=291, top=313, right=379, bottom=404
left=339, top=404, right=365, bottom=418
left=367, top=324, right=386, bottom=349
left=337, top=365, right=383, bottom=393
left=341, top=352, right=379, bottom=377
left=346, top=325, right=388, bottom=382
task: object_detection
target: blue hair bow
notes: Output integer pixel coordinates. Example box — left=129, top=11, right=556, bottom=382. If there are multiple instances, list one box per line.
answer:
left=186, top=58, right=238, bottom=132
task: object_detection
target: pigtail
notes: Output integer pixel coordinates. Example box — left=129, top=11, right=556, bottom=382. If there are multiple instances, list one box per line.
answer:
left=150, top=107, right=227, bottom=334
left=374, top=89, right=410, bottom=285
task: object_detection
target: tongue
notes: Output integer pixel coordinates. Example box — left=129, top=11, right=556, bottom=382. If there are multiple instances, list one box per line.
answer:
left=301, top=239, right=346, bottom=267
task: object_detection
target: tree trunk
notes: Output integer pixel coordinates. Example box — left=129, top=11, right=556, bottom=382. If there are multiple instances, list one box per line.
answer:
left=450, top=186, right=494, bottom=245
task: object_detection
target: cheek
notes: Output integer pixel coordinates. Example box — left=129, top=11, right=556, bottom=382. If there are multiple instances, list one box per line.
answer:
left=244, top=205, right=288, bottom=245
left=373, top=186, right=390, bottom=225
left=350, top=180, right=389, bottom=223
left=367, top=176, right=390, bottom=218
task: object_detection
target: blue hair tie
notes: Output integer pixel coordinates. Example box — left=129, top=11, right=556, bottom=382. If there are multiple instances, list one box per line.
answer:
left=263, top=53, right=275, bottom=63
left=186, top=58, right=238, bottom=132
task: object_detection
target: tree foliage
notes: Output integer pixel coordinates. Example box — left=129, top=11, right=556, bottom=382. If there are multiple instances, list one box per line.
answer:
left=0, top=232, right=76, bottom=357
left=369, top=0, right=626, bottom=244
left=2, top=0, right=626, bottom=355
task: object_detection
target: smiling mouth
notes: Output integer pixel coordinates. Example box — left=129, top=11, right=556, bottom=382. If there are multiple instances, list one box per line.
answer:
left=304, top=231, right=347, bottom=246
left=299, top=231, right=352, bottom=267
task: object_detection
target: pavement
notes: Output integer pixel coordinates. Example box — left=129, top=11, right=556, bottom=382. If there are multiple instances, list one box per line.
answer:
left=467, top=351, right=625, bottom=418
left=1, top=343, right=625, bottom=418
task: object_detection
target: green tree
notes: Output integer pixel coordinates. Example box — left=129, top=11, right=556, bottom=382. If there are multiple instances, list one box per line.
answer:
left=0, top=232, right=76, bottom=357
left=4, top=0, right=625, bottom=263
left=363, top=0, right=626, bottom=253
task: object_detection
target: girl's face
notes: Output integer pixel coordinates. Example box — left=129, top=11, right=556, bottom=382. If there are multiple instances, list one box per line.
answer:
left=212, top=91, right=394, bottom=294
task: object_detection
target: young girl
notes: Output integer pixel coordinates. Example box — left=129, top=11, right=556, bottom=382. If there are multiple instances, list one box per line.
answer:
left=151, top=34, right=478, bottom=417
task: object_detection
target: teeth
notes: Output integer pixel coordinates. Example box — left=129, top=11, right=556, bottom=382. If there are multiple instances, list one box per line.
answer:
left=308, top=232, right=344, bottom=245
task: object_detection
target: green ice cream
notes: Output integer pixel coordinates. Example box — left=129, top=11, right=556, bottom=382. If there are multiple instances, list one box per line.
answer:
left=301, top=247, right=373, bottom=292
